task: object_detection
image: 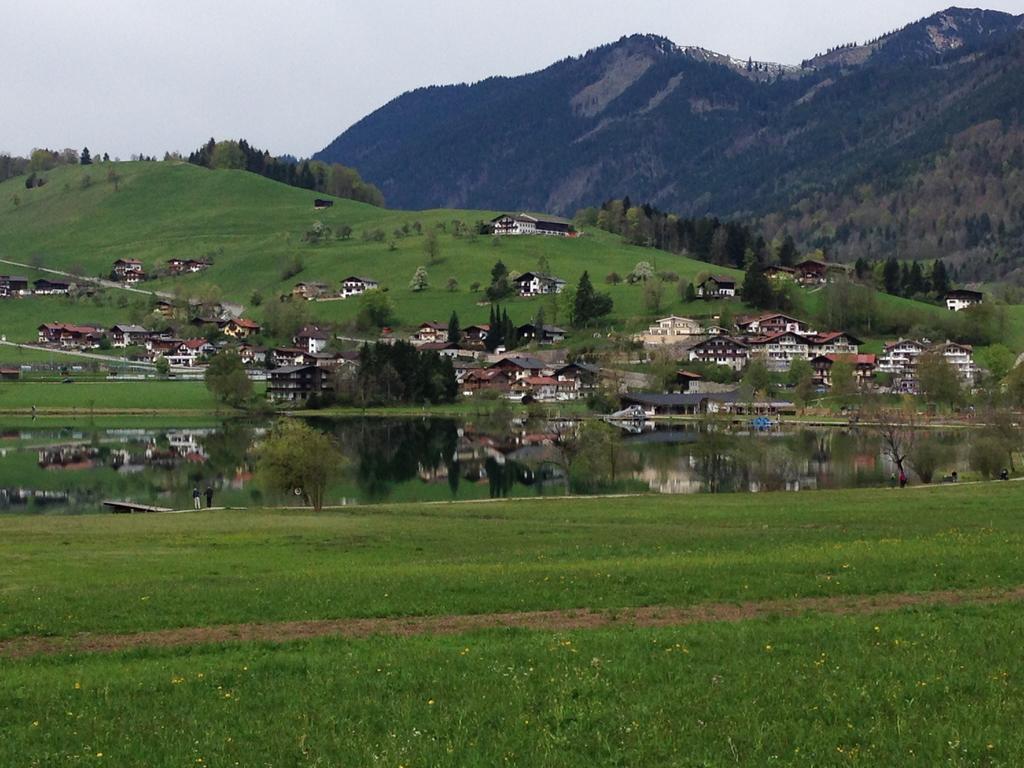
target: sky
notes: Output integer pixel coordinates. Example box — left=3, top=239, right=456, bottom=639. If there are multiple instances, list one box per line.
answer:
left=4, top=0, right=1024, bottom=160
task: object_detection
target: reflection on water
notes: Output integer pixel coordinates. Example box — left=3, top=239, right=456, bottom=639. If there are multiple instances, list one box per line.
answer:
left=0, top=417, right=966, bottom=514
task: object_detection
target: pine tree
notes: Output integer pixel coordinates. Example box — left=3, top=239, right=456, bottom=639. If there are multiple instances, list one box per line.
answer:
left=931, top=259, right=950, bottom=296
left=883, top=258, right=901, bottom=295
left=740, top=261, right=773, bottom=309
left=447, top=310, right=461, bottom=346
left=573, top=271, right=596, bottom=327
left=778, top=235, right=798, bottom=267
left=80, top=147, right=92, bottom=165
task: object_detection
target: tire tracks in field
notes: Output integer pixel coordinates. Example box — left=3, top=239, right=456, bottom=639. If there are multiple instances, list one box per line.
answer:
left=4, top=586, right=1023, bottom=660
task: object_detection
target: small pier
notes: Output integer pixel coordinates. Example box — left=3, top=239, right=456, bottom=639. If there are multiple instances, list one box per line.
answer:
left=103, top=500, right=174, bottom=514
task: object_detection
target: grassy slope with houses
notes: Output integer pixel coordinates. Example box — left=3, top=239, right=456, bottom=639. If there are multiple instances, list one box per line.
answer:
left=0, top=160, right=984, bottom=355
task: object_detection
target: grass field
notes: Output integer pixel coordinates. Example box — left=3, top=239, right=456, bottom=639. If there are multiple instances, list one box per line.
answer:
left=0, top=380, right=238, bottom=413
left=3, top=484, right=1024, bottom=763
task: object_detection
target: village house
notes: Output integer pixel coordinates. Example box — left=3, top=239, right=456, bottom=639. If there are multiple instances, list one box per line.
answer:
left=462, top=324, right=490, bottom=347
left=736, top=313, right=815, bottom=336
left=764, top=265, right=796, bottom=281
left=294, top=325, right=330, bottom=355
left=222, top=318, right=262, bottom=339
left=463, top=368, right=513, bottom=397
left=686, top=336, right=751, bottom=372
left=268, top=364, right=330, bottom=403
left=491, top=213, right=575, bottom=238
left=511, top=376, right=567, bottom=402
left=515, top=272, right=567, bottom=297
left=945, top=289, right=983, bottom=312
left=747, top=332, right=813, bottom=372
left=879, top=339, right=929, bottom=375
left=674, top=370, right=705, bottom=393
left=555, top=362, right=601, bottom=397
left=163, top=339, right=215, bottom=368
left=811, top=354, right=878, bottom=389
left=33, top=279, right=71, bottom=295
left=878, top=338, right=978, bottom=392
left=236, top=344, right=268, bottom=368
left=488, top=355, right=555, bottom=382
left=313, top=198, right=334, bottom=210
left=412, top=322, right=449, bottom=346
left=341, top=276, right=379, bottom=298
left=807, top=332, right=862, bottom=358
left=516, top=323, right=567, bottom=345
left=0, top=276, right=31, bottom=297
left=937, top=341, right=978, bottom=386
left=696, top=275, right=737, bottom=299
left=110, top=324, right=152, bottom=348
left=635, top=316, right=702, bottom=347
left=292, top=282, right=331, bottom=301
left=37, top=323, right=104, bottom=349
left=271, top=347, right=307, bottom=368
left=153, top=300, right=176, bottom=319
left=452, top=360, right=483, bottom=385
left=168, top=258, right=211, bottom=275
left=112, top=259, right=145, bottom=284
left=418, top=342, right=463, bottom=358
left=793, top=259, right=829, bottom=285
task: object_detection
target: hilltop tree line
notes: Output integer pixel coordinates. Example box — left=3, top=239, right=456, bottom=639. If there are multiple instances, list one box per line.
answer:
left=1, top=146, right=113, bottom=184
left=187, top=138, right=384, bottom=207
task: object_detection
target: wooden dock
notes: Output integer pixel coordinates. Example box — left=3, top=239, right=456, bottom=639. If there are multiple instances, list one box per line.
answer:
left=103, top=500, right=174, bottom=514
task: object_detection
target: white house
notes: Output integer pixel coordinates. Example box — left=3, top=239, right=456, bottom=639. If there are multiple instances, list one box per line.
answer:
left=491, top=214, right=575, bottom=237
left=696, top=276, right=737, bottom=299
left=635, top=316, right=702, bottom=347
left=945, top=290, right=983, bottom=312
left=341, top=276, right=379, bottom=298
left=164, top=339, right=214, bottom=367
left=515, top=272, right=567, bottom=297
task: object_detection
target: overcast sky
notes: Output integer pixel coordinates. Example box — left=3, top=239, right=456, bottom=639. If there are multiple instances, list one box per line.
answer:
left=4, top=0, right=1024, bottom=159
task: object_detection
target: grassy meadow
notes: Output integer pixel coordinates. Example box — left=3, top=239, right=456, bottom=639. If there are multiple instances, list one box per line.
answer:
left=0, top=380, right=240, bottom=413
left=3, top=484, right=1024, bottom=763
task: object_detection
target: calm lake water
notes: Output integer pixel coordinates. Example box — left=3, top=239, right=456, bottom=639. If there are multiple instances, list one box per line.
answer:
left=0, top=417, right=968, bottom=514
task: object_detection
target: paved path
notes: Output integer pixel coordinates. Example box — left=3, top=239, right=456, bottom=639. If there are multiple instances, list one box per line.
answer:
left=3, top=585, right=1022, bottom=659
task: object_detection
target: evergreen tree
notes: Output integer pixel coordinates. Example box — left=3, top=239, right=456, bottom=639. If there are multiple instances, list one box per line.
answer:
left=684, top=282, right=697, bottom=303
left=740, top=261, right=773, bottom=309
left=931, top=260, right=950, bottom=296
left=487, top=260, right=512, bottom=300
left=908, top=261, right=925, bottom=296
left=486, top=305, right=502, bottom=352
left=447, top=311, right=461, bottom=346
left=854, top=257, right=869, bottom=279
left=778, top=235, right=798, bottom=267
left=571, top=271, right=613, bottom=327
left=899, top=262, right=912, bottom=297
left=883, top=258, right=901, bottom=295
left=80, top=147, right=92, bottom=165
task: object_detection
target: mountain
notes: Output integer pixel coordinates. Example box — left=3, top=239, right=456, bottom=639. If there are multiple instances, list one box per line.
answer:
left=315, top=7, right=1024, bottom=279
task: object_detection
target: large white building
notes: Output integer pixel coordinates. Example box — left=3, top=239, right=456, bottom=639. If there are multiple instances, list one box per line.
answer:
left=491, top=214, right=575, bottom=237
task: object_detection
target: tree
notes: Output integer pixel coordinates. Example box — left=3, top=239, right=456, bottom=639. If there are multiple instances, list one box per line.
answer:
left=409, top=265, right=429, bottom=292
left=883, top=258, right=900, bottom=295
left=106, top=168, right=121, bottom=192
left=873, top=409, right=915, bottom=479
left=571, top=271, right=613, bottom=327
left=628, top=261, right=654, bottom=284
left=447, top=311, right=461, bottom=346
left=257, top=421, right=342, bottom=511
left=931, top=260, right=950, bottom=297
left=209, top=140, right=247, bottom=170
left=831, top=360, right=857, bottom=399
left=917, top=351, right=962, bottom=405
left=486, top=260, right=513, bottom=300
left=80, top=147, right=92, bottom=165
left=742, top=358, right=771, bottom=399
left=445, top=276, right=459, bottom=292
left=787, top=357, right=815, bottom=408
left=203, top=351, right=253, bottom=407
left=154, top=357, right=170, bottom=378
left=643, top=278, right=664, bottom=313
left=778, top=235, right=798, bottom=267
left=909, top=440, right=950, bottom=484
left=355, top=290, right=396, bottom=330
left=423, top=228, right=441, bottom=265
left=566, top=421, right=629, bottom=492
left=740, top=261, right=773, bottom=309
left=683, top=282, right=697, bottom=303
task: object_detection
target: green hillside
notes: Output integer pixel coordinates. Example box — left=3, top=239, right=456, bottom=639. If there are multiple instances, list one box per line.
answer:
left=0, top=162, right=1012, bottom=349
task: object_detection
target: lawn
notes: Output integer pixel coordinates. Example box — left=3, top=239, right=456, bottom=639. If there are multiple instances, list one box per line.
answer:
left=0, top=380, right=238, bottom=413
left=3, top=484, right=1024, bottom=764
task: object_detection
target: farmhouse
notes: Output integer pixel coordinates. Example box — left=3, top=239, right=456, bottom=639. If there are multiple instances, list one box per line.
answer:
left=0, top=275, right=30, bottom=297
left=555, top=362, right=601, bottom=396
left=491, top=213, right=575, bottom=238
left=168, top=258, right=211, bottom=275
left=412, top=322, right=448, bottom=346
left=268, top=365, right=329, bottom=402
left=463, top=324, right=490, bottom=345
left=110, top=324, right=152, bottom=348
left=341, top=276, right=379, bottom=298
left=488, top=355, right=555, bottom=381
left=222, top=318, right=262, bottom=339
left=294, top=325, right=330, bottom=355
left=635, top=316, right=702, bottom=347
left=33, top=279, right=71, bottom=295
left=515, top=272, right=567, bottom=297
left=37, top=323, right=104, bottom=349
left=811, top=354, right=878, bottom=389
left=292, top=282, right=331, bottom=301
left=696, top=276, right=737, bottom=299
left=686, top=336, right=750, bottom=372
left=945, top=289, right=983, bottom=312
left=516, top=323, right=567, bottom=345
left=736, top=313, right=814, bottom=336
left=112, top=259, right=145, bottom=284
left=763, top=266, right=796, bottom=281
left=313, top=198, right=334, bottom=210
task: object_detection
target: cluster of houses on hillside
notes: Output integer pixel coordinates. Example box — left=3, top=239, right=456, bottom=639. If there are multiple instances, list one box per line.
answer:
left=0, top=276, right=74, bottom=297
left=633, top=311, right=980, bottom=396
left=292, top=276, right=379, bottom=301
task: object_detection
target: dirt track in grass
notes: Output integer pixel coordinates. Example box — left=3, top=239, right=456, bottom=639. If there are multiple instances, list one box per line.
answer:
left=4, top=586, right=1023, bottom=660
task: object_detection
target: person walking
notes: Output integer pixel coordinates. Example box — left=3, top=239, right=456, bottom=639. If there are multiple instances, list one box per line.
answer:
left=192, top=486, right=201, bottom=510
left=205, top=485, right=214, bottom=508
left=898, top=470, right=908, bottom=489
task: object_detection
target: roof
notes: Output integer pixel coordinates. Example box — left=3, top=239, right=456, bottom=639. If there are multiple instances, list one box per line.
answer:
left=418, top=342, right=459, bottom=351
left=816, top=354, right=878, bottom=366
left=112, top=324, right=150, bottom=334
left=677, top=370, right=705, bottom=380
left=690, top=335, right=750, bottom=349
left=230, top=318, right=262, bottom=329
left=296, top=326, right=329, bottom=340
left=622, top=390, right=742, bottom=407
left=523, top=376, right=559, bottom=386
left=270, top=364, right=319, bottom=375
left=114, top=258, right=143, bottom=265
left=557, top=362, right=600, bottom=375
left=491, top=355, right=548, bottom=370
left=516, top=272, right=566, bottom=283
left=703, top=275, right=737, bottom=285
left=180, top=338, right=212, bottom=350
left=343, top=276, right=378, bottom=284
left=811, top=331, right=863, bottom=345
left=946, top=289, right=983, bottom=299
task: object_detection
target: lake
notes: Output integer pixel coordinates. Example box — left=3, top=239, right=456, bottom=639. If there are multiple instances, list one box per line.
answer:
left=0, top=417, right=969, bottom=514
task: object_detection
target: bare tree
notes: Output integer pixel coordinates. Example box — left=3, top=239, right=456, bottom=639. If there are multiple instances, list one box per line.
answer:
left=873, top=408, right=916, bottom=477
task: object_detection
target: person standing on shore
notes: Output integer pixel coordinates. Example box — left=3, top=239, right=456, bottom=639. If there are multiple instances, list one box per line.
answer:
left=205, top=485, right=214, bottom=508
left=192, top=486, right=201, bottom=510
